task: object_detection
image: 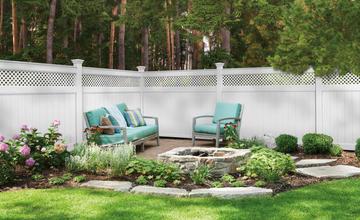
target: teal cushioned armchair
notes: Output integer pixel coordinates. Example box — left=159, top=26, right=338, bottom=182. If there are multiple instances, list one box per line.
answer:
left=192, top=102, right=244, bottom=147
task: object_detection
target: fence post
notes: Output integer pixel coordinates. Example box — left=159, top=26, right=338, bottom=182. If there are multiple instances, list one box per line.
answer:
left=215, top=62, right=224, bottom=102
left=72, top=59, right=84, bottom=143
left=315, top=72, right=323, bottom=134
left=137, top=66, right=146, bottom=112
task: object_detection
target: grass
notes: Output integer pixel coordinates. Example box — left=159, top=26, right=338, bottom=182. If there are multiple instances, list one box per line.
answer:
left=1, top=178, right=360, bottom=220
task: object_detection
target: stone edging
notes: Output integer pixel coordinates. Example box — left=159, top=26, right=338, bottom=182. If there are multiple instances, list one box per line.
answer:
left=81, top=180, right=273, bottom=199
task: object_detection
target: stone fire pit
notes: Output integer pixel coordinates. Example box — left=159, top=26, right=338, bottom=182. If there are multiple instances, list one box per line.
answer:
left=158, top=147, right=251, bottom=177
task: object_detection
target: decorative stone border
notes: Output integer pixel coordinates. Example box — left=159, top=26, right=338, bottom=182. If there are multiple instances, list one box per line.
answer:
left=80, top=180, right=273, bottom=199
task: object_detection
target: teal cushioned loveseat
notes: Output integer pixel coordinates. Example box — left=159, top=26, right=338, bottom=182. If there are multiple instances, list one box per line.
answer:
left=84, top=103, right=159, bottom=147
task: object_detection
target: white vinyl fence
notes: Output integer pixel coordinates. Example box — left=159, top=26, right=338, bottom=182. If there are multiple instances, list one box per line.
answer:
left=0, top=60, right=359, bottom=150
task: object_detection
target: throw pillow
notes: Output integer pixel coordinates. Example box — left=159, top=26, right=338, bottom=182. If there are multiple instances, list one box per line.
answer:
left=100, top=116, right=115, bottom=135
left=124, top=109, right=146, bottom=127
left=107, top=114, right=120, bottom=133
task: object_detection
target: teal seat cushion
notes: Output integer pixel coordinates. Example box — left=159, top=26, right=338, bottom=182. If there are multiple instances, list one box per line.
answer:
left=116, top=103, right=128, bottom=114
left=99, top=124, right=158, bottom=145
left=194, top=124, right=225, bottom=134
left=85, top=108, right=108, bottom=127
left=212, top=102, right=241, bottom=124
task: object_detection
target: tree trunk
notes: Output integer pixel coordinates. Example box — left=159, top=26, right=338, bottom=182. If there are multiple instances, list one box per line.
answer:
left=166, top=20, right=171, bottom=69
left=221, top=2, right=231, bottom=53
left=141, top=27, right=149, bottom=69
left=19, top=17, right=26, bottom=49
left=0, top=0, right=3, bottom=39
left=98, top=32, right=104, bottom=67
left=192, top=30, right=203, bottom=69
left=73, top=17, right=81, bottom=53
left=117, top=0, right=126, bottom=69
left=46, top=0, right=57, bottom=63
left=11, top=0, right=19, bottom=55
left=174, top=0, right=181, bottom=70
left=170, top=23, right=175, bottom=70
left=108, top=0, right=119, bottom=69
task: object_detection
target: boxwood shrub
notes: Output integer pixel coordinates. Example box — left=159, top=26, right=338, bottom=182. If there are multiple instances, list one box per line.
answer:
left=242, top=147, right=295, bottom=182
left=275, top=134, right=298, bottom=153
left=329, top=144, right=343, bottom=157
left=302, top=133, right=333, bottom=154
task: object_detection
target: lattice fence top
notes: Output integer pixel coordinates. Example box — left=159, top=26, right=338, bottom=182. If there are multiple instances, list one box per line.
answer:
left=223, top=72, right=315, bottom=87
left=82, top=74, right=140, bottom=87
left=322, top=73, right=360, bottom=85
left=0, top=69, right=76, bottom=87
left=144, top=75, right=217, bottom=87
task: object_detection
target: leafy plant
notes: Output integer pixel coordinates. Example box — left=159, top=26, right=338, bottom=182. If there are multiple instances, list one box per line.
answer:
left=221, top=174, right=236, bottom=184
left=275, top=134, right=298, bottom=153
left=356, top=139, right=360, bottom=160
left=254, top=180, right=266, bottom=187
left=135, top=175, right=148, bottom=185
left=302, top=133, right=333, bottom=154
left=224, top=123, right=265, bottom=149
left=231, top=180, right=245, bottom=187
left=153, top=180, right=167, bottom=187
left=126, top=158, right=182, bottom=183
left=190, top=165, right=212, bottom=185
left=242, top=147, right=295, bottom=182
left=49, top=177, right=66, bottom=185
left=329, top=144, right=343, bottom=157
left=62, top=173, right=73, bottom=181
left=31, top=174, right=45, bottom=181
left=73, top=175, right=86, bottom=183
left=211, top=181, right=223, bottom=188
left=84, top=126, right=103, bottom=145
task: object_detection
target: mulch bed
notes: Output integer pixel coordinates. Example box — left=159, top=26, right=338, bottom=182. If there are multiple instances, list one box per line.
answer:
left=1, top=150, right=360, bottom=194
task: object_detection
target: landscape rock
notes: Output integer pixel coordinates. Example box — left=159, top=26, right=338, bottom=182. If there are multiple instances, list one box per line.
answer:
left=296, top=159, right=337, bottom=168
left=80, top=180, right=132, bottom=192
left=131, top=186, right=188, bottom=197
left=189, top=187, right=273, bottom=199
left=296, top=165, right=360, bottom=178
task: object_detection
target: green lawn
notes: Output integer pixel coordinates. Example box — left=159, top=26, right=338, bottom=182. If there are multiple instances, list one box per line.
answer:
left=1, top=178, right=360, bottom=220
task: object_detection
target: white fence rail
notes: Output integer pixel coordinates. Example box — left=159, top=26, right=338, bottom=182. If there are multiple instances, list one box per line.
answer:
left=0, top=59, right=359, bottom=150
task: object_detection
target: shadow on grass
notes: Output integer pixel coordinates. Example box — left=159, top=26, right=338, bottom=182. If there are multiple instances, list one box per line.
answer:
left=1, top=178, right=360, bottom=220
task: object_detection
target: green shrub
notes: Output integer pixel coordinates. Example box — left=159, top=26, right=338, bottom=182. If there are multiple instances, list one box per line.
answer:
left=242, top=147, right=295, bottom=182
left=224, top=124, right=265, bottom=149
left=126, top=158, right=182, bottom=183
left=49, top=177, right=66, bottom=185
left=135, top=175, right=148, bottom=185
left=153, top=180, right=167, bottom=187
left=221, top=174, right=236, bottom=184
left=73, top=175, right=86, bottom=183
left=329, top=144, right=343, bottom=157
left=62, top=173, right=73, bottom=181
left=254, top=180, right=266, bottom=187
left=66, top=143, right=134, bottom=176
left=211, top=181, right=223, bottom=188
left=31, top=174, right=45, bottom=181
left=356, top=139, right=360, bottom=160
left=190, top=165, right=212, bottom=185
left=302, top=133, right=333, bottom=154
left=231, top=180, right=245, bottom=187
left=275, top=134, right=298, bottom=153
left=0, top=160, right=14, bottom=186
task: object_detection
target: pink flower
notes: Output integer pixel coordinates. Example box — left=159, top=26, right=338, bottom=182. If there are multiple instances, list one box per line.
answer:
left=12, top=134, right=20, bottom=140
left=25, top=158, right=36, bottom=167
left=20, top=145, right=31, bottom=157
left=0, top=143, right=9, bottom=152
left=21, top=124, right=30, bottom=131
left=0, top=135, right=5, bottom=142
left=52, top=120, right=60, bottom=127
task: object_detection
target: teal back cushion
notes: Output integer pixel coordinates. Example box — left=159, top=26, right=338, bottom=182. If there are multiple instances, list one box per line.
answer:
left=85, top=107, right=108, bottom=127
left=116, top=103, right=128, bottom=114
left=212, top=102, right=241, bottom=124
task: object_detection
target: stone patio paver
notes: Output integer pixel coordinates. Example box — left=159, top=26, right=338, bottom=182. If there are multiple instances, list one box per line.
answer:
left=131, top=186, right=188, bottom=197
left=80, top=180, right=132, bottom=192
left=296, top=165, right=360, bottom=178
left=188, top=187, right=273, bottom=199
left=295, top=159, right=337, bottom=168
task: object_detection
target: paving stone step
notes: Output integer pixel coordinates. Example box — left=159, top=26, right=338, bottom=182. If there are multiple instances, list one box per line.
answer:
left=189, top=187, right=273, bottom=199
left=80, top=180, right=132, bottom=192
left=295, top=159, right=337, bottom=168
left=296, top=165, right=360, bottom=178
left=131, top=186, right=188, bottom=197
